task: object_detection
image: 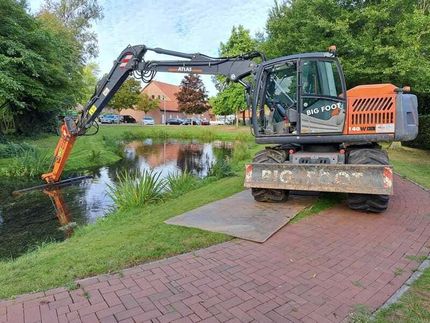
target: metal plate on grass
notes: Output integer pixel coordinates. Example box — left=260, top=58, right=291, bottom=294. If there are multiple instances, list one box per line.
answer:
left=165, top=191, right=316, bottom=243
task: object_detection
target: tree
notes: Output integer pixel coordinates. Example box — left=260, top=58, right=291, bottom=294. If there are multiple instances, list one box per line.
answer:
left=41, top=0, right=103, bottom=60
left=175, top=74, right=209, bottom=114
left=264, top=0, right=430, bottom=102
left=213, top=25, right=257, bottom=125
left=136, top=93, right=160, bottom=113
left=79, top=62, right=99, bottom=106
left=0, top=0, right=83, bottom=134
left=109, top=78, right=141, bottom=112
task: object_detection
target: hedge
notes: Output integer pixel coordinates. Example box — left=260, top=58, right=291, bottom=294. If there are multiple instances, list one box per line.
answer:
left=402, top=115, right=430, bottom=150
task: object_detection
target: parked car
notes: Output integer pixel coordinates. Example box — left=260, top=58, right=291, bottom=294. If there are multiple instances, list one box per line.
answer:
left=142, top=116, right=155, bottom=125
left=100, top=114, right=121, bottom=124
left=181, top=118, right=200, bottom=125
left=121, top=115, right=136, bottom=123
left=166, top=118, right=183, bottom=125
left=200, top=118, right=210, bottom=126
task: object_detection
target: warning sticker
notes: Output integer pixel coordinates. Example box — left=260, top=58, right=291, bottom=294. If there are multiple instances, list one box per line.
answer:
left=102, top=87, right=110, bottom=97
left=88, top=105, right=97, bottom=116
left=376, top=123, right=395, bottom=133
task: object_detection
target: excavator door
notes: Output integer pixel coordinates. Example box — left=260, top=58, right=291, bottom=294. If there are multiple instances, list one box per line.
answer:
left=253, top=54, right=347, bottom=137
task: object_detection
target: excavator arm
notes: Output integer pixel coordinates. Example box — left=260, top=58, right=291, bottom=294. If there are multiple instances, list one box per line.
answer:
left=42, top=44, right=260, bottom=183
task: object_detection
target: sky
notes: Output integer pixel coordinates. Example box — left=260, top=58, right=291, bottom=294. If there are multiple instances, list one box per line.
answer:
left=27, top=0, right=274, bottom=96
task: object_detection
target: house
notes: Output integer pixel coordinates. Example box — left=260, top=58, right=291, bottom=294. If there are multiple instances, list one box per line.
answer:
left=120, top=80, right=211, bottom=124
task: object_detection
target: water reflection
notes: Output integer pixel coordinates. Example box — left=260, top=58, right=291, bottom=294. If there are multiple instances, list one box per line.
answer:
left=0, top=139, right=232, bottom=259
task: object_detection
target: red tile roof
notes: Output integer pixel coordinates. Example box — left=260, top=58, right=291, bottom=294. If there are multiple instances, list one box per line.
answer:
left=142, top=80, right=181, bottom=112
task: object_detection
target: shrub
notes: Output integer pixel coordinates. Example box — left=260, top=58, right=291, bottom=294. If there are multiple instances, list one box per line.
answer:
left=208, top=158, right=235, bottom=179
left=0, top=142, right=36, bottom=158
left=232, top=141, right=251, bottom=164
left=0, top=149, right=50, bottom=177
left=166, top=172, right=199, bottom=197
left=107, top=170, right=166, bottom=210
left=402, top=115, right=430, bottom=150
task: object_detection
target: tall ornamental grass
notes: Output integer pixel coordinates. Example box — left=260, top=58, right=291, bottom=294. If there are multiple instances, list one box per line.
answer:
left=107, top=170, right=166, bottom=210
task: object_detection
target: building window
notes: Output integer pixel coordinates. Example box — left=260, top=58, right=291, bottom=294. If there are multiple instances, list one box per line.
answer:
left=151, top=95, right=155, bottom=99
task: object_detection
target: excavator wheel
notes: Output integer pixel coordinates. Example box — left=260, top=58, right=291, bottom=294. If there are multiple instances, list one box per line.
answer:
left=251, top=149, right=289, bottom=203
left=346, top=148, right=390, bottom=213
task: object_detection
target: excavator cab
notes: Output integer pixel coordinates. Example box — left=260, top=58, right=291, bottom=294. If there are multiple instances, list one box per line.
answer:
left=253, top=53, right=347, bottom=138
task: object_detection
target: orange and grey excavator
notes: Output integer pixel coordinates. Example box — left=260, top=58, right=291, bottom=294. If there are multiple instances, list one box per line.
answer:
left=38, top=44, right=418, bottom=212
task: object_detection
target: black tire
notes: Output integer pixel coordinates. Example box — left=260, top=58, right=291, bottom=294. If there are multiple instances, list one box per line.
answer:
left=346, top=148, right=390, bottom=213
left=251, top=149, right=289, bottom=203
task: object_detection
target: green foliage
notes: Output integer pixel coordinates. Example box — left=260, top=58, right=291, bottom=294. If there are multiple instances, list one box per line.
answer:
left=232, top=141, right=251, bottom=164
left=208, top=158, right=235, bottom=179
left=107, top=170, right=166, bottom=210
left=87, top=149, right=101, bottom=163
left=79, top=63, right=99, bottom=106
left=41, top=0, right=103, bottom=60
left=136, top=93, right=160, bottom=113
left=211, top=83, right=247, bottom=116
left=264, top=0, right=430, bottom=95
left=166, top=172, right=199, bottom=198
left=212, top=25, right=257, bottom=117
left=0, top=142, right=35, bottom=158
left=402, top=115, right=430, bottom=150
left=109, top=78, right=142, bottom=112
left=0, top=1, right=83, bottom=135
left=0, top=149, right=50, bottom=178
left=176, top=74, right=209, bottom=114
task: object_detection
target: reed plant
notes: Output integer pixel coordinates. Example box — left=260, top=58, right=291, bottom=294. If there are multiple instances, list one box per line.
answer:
left=107, top=170, right=166, bottom=209
left=166, top=171, right=199, bottom=198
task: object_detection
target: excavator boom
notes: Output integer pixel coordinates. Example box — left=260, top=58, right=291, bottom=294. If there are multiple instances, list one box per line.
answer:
left=41, top=45, right=259, bottom=184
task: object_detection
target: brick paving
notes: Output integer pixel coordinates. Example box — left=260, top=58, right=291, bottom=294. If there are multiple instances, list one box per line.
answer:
left=1, top=176, right=430, bottom=323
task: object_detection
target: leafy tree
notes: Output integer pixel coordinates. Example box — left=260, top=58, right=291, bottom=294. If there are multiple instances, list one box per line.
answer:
left=213, top=25, right=257, bottom=124
left=109, top=78, right=141, bottom=112
left=0, top=0, right=83, bottom=134
left=176, top=74, right=209, bottom=114
left=264, top=0, right=430, bottom=109
left=79, top=62, right=99, bottom=106
left=41, top=0, right=103, bottom=60
left=136, top=93, right=160, bottom=113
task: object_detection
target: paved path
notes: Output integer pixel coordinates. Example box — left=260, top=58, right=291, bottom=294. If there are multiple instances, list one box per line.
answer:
left=1, top=176, right=430, bottom=323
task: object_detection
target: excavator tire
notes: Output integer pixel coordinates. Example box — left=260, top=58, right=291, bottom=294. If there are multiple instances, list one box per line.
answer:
left=251, top=149, right=289, bottom=203
left=346, top=148, right=390, bottom=213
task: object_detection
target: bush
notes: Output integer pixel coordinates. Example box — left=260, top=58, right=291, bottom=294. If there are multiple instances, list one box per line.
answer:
left=107, top=170, right=166, bottom=210
left=208, top=158, right=235, bottom=179
left=403, top=115, right=430, bottom=150
left=0, top=142, right=36, bottom=158
left=0, top=149, right=50, bottom=177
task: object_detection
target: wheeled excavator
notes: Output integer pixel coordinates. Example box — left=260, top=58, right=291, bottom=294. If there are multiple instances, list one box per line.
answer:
left=38, top=44, right=418, bottom=212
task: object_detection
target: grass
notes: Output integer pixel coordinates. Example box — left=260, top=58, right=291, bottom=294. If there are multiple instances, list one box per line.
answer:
left=166, top=172, right=199, bottom=198
left=387, top=145, right=430, bottom=189
left=107, top=170, right=166, bottom=210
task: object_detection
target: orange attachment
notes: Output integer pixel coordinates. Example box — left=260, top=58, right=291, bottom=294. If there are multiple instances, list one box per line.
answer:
left=41, top=123, right=77, bottom=183
left=345, top=84, right=397, bottom=135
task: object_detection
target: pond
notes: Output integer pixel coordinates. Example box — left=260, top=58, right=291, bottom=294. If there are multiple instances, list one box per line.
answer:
left=0, top=139, right=233, bottom=260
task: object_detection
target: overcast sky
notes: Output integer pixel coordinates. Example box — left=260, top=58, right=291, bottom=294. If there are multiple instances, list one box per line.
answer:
left=27, top=0, right=274, bottom=96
